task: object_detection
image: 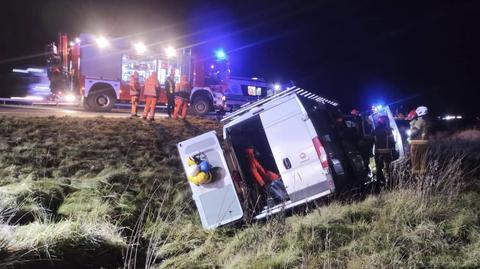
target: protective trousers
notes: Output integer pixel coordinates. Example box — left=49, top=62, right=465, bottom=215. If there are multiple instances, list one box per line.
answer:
left=142, top=96, right=157, bottom=120
left=410, top=140, right=428, bottom=175
left=375, top=151, right=392, bottom=186
left=130, top=96, right=139, bottom=116
left=166, top=94, right=175, bottom=118
left=173, top=97, right=188, bottom=120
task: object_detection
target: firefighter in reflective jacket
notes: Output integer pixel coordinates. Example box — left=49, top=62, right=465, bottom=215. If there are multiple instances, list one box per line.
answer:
left=409, top=106, right=430, bottom=175
left=142, top=72, right=160, bottom=121
left=165, top=72, right=176, bottom=118
left=173, top=75, right=191, bottom=120
left=245, top=147, right=289, bottom=203
left=129, top=71, right=141, bottom=118
left=373, top=116, right=395, bottom=186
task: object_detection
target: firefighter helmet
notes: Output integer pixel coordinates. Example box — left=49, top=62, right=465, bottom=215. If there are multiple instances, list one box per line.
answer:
left=416, top=106, right=428, bottom=117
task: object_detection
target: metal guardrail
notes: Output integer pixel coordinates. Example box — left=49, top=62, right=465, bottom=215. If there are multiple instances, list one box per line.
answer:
left=0, top=98, right=34, bottom=105
left=0, top=98, right=169, bottom=110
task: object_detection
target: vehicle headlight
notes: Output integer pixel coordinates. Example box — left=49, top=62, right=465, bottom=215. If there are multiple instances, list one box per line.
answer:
left=65, top=94, right=76, bottom=102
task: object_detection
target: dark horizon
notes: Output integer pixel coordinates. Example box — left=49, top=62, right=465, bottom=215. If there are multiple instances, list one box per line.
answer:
left=1, top=0, right=479, bottom=116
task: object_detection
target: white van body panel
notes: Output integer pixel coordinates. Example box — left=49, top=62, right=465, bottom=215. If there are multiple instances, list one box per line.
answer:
left=260, top=96, right=330, bottom=202
left=177, top=131, right=243, bottom=229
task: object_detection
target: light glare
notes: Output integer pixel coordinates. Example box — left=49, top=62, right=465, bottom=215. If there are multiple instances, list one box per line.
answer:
left=134, top=42, right=147, bottom=54
left=164, top=46, right=176, bottom=58
left=95, top=36, right=109, bottom=48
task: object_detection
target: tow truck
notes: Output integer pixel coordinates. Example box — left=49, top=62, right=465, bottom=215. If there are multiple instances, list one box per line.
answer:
left=45, top=33, right=277, bottom=115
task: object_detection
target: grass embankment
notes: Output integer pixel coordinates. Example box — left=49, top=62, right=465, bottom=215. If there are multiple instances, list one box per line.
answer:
left=0, top=115, right=479, bottom=269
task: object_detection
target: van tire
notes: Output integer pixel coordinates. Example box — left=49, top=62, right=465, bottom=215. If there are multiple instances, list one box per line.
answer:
left=86, top=87, right=116, bottom=112
left=192, top=96, right=212, bottom=116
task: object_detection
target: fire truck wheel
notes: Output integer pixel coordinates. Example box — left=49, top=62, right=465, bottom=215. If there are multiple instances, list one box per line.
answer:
left=192, top=96, right=212, bottom=116
left=87, top=90, right=116, bottom=112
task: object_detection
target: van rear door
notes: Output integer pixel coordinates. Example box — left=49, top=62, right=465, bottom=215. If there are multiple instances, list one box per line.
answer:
left=260, top=96, right=332, bottom=202
left=177, top=131, right=243, bottom=229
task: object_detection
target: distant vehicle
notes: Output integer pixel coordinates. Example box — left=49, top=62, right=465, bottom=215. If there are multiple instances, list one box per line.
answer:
left=45, top=33, right=277, bottom=114
left=177, top=87, right=371, bottom=229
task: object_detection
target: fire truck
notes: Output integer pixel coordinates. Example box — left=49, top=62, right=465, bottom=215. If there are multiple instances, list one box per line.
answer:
left=45, top=33, right=276, bottom=115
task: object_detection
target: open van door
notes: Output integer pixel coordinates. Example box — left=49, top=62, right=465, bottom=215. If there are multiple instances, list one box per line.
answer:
left=260, top=96, right=333, bottom=202
left=177, top=131, right=243, bottom=229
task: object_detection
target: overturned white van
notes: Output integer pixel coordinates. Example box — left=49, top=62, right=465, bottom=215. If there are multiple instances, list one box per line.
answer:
left=177, top=87, right=372, bottom=229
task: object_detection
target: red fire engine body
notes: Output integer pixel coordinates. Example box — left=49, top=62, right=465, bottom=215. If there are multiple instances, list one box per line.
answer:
left=46, top=33, right=277, bottom=114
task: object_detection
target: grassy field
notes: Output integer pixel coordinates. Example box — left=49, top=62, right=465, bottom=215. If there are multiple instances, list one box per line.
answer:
left=0, top=115, right=479, bottom=269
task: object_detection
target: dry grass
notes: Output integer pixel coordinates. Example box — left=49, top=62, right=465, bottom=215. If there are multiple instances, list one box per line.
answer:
left=0, top=114, right=479, bottom=268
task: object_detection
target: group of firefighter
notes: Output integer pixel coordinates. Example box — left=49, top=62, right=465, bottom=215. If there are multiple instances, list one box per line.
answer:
left=347, top=105, right=430, bottom=188
left=128, top=71, right=191, bottom=121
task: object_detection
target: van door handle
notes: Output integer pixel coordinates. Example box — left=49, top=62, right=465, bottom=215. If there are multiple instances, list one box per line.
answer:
left=283, top=158, right=292, bottom=169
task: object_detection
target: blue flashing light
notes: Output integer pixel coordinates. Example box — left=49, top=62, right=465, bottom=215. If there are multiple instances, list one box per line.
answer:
left=215, top=49, right=227, bottom=60
left=372, top=104, right=384, bottom=112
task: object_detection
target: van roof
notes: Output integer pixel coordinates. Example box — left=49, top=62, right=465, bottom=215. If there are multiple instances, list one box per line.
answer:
left=221, top=87, right=338, bottom=125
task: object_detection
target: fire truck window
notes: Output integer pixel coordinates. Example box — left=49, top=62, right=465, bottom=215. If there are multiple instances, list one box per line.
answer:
left=241, top=85, right=267, bottom=97
left=121, top=55, right=156, bottom=84
left=157, top=60, right=181, bottom=85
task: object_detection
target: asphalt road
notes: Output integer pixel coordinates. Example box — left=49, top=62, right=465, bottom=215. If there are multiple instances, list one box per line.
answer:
left=0, top=104, right=166, bottom=118
left=0, top=104, right=223, bottom=120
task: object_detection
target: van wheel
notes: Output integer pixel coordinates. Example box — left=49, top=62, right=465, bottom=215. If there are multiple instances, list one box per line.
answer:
left=192, top=96, right=212, bottom=116
left=87, top=90, right=116, bottom=112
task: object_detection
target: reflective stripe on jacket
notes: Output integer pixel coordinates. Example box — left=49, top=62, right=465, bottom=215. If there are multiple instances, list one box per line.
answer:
left=165, top=77, right=175, bottom=96
left=144, top=74, right=160, bottom=97
left=129, top=76, right=141, bottom=96
left=175, top=81, right=191, bottom=99
left=410, top=117, right=429, bottom=140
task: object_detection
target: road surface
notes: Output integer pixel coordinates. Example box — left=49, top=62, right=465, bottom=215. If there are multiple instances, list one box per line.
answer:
left=0, top=104, right=221, bottom=120
left=0, top=104, right=166, bottom=118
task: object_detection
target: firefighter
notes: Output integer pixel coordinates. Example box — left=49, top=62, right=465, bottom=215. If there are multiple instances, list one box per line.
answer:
left=350, top=109, right=374, bottom=174
left=164, top=72, right=176, bottom=118
left=373, top=115, right=395, bottom=187
left=129, top=71, right=141, bottom=118
left=48, top=67, right=63, bottom=100
left=173, top=75, right=191, bottom=120
left=245, top=147, right=289, bottom=204
left=142, top=72, right=160, bottom=121
left=409, top=106, right=430, bottom=175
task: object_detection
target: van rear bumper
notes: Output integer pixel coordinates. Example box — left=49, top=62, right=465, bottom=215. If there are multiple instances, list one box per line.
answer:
left=254, top=188, right=332, bottom=220
left=288, top=179, right=331, bottom=203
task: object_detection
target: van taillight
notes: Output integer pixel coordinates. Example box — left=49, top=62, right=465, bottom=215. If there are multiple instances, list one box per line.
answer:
left=312, top=136, right=329, bottom=168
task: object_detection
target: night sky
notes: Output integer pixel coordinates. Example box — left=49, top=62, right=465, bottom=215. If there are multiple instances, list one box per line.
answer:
left=1, top=0, right=479, bottom=116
